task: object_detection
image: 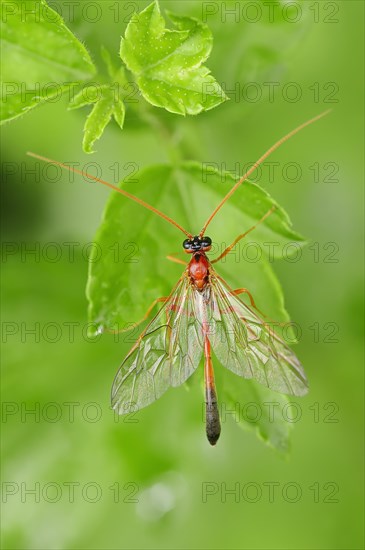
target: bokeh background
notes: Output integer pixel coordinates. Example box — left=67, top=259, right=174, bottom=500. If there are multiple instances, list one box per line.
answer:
left=1, top=1, right=364, bottom=549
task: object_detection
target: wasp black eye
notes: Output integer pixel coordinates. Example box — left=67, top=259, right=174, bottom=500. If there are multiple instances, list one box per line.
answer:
left=201, top=236, right=212, bottom=247
left=183, top=236, right=212, bottom=252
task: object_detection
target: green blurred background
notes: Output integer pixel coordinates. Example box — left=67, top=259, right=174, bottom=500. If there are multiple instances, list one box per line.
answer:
left=1, top=1, right=364, bottom=549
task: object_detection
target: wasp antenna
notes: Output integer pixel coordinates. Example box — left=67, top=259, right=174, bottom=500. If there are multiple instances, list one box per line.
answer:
left=27, top=152, right=193, bottom=238
left=199, top=109, right=332, bottom=237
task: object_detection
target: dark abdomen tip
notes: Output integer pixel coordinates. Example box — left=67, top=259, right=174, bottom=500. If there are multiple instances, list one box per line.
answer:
left=206, top=388, right=221, bottom=446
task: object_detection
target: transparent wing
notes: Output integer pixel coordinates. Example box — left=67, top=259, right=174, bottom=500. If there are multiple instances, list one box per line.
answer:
left=206, top=272, right=308, bottom=396
left=111, top=275, right=204, bottom=414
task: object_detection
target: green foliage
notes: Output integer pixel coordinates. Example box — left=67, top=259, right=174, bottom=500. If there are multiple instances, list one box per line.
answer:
left=69, top=84, right=125, bottom=153
left=0, top=0, right=95, bottom=123
left=1, top=0, right=227, bottom=151
left=120, top=1, right=228, bottom=115
left=68, top=47, right=128, bottom=152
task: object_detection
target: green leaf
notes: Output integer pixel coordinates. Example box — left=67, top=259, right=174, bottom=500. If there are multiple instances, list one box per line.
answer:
left=218, top=367, right=292, bottom=454
left=120, top=1, right=228, bottom=115
left=0, top=0, right=95, bottom=123
left=86, top=162, right=305, bottom=334
left=69, top=85, right=125, bottom=153
left=68, top=49, right=128, bottom=153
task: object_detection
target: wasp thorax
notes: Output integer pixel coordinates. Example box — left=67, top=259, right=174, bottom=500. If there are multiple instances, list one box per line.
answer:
left=183, top=235, right=212, bottom=253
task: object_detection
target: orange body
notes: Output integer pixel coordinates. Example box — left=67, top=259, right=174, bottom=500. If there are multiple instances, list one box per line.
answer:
left=187, top=252, right=210, bottom=291
left=187, top=251, right=221, bottom=445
